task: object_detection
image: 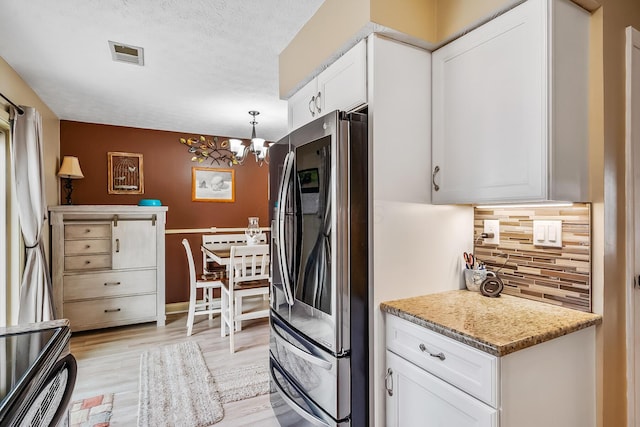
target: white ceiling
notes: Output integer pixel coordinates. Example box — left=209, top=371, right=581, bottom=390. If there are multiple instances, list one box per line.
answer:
left=0, top=0, right=324, bottom=142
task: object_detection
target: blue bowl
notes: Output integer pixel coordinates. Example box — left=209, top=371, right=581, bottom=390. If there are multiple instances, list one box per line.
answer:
left=138, top=199, right=161, bottom=206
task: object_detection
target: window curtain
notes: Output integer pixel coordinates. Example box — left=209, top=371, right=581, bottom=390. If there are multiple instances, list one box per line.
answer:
left=10, top=106, right=54, bottom=323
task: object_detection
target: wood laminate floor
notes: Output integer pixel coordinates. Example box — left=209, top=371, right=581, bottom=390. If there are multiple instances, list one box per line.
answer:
left=69, top=312, right=279, bottom=426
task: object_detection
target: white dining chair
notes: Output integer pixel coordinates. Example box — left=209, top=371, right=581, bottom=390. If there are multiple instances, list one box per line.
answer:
left=220, top=244, right=270, bottom=353
left=182, top=239, right=223, bottom=337
left=201, top=233, right=248, bottom=278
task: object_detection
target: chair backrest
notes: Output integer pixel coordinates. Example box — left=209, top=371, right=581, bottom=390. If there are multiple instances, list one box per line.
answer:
left=182, top=239, right=197, bottom=289
left=229, top=244, right=270, bottom=285
left=202, top=233, right=249, bottom=250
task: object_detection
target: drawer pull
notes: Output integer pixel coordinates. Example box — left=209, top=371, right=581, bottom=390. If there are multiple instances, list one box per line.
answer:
left=385, top=368, right=393, bottom=396
left=85, top=260, right=91, bottom=265
left=104, top=282, right=122, bottom=286
left=419, top=343, right=446, bottom=361
left=85, top=244, right=91, bottom=249
left=85, top=228, right=91, bottom=233
left=104, top=308, right=121, bottom=313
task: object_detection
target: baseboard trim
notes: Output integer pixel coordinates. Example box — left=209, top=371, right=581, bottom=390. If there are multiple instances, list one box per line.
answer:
left=165, top=299, right=222, bottom=315
left=166, top=302, right=188, bottom=314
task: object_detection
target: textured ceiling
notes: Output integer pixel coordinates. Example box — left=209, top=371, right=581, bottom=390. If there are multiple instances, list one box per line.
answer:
left=0, top=0, right=324, bottom=141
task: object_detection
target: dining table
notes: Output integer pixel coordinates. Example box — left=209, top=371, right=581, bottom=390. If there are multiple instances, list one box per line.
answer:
left=201, top=245, right=233, bottom=276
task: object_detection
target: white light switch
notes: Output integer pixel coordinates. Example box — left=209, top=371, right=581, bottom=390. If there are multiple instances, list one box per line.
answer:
left=533, top=220, right=562, bottom=248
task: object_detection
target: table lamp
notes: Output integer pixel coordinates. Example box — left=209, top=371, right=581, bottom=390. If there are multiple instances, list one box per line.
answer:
left=57, top=156, right=84, bottom=205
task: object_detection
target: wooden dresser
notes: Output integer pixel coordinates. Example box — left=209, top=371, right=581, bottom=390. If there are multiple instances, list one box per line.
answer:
left=49, top=205, right=167, bottom=331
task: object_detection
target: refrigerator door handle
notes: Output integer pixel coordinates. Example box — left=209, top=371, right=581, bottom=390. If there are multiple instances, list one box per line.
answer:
left=277, top=151, right=295, bottom=305
left=272, top=325, right=332, bottom=370
left=271, top=361, right=333, bottom=427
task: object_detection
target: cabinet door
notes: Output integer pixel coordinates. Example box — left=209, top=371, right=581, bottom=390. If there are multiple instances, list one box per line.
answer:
left=386, top=351, right=497, bottom=427
left=431, top=0, right=546, bottom=204
left=112, top=219, right=157, bottom=269
left=288, top=78, right=318, bottom=132
left=318, top=39, right=367, bottom=115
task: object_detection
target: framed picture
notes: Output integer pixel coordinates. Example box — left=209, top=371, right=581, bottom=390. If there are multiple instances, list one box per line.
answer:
left=192, top=167, right=235, bottom=202
left=298, top=168, right=319, bottom=214
left=108, top=152, right=144, bottom=194
left=298, top=168, right=319, bottom=193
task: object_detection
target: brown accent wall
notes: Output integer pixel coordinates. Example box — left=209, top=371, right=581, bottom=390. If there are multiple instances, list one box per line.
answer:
left=59, top=120, right=269, bottom=304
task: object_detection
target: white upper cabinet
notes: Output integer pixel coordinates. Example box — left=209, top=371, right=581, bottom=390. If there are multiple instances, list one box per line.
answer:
left=431, top=0, right=589, bottom=204
left=288, top=39, right=367, bottom=131
left=287, top=78, right=319, bottom=133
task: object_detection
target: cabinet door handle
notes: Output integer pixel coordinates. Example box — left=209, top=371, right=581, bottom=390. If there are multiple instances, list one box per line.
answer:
left=315, top=91, right=322, bottom=114
left=432, top=165, right=440, bottom=192
left=115, top=238, right=120, bottom=253
left=385, top=368, right=393, bottom=396
left=308, top=96, right=316, bottom=117
left=104, top=282, right=121, bottom=286
left=104, top=308, right=121, bottom=313
left=419, top=343, right=446, bottom=361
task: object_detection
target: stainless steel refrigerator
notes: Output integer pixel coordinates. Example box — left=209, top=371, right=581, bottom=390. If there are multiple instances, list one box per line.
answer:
left=269, top=110, right=369, bottom=427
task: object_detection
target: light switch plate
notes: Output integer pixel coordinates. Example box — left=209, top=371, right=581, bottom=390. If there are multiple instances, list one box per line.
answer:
left=483, top=220, right=500, bottom=245
left=533, top=220, right=562, bottom=248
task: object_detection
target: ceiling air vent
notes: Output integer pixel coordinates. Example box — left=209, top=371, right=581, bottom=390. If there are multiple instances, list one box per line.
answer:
left=108, top=41, right=144, bottom=66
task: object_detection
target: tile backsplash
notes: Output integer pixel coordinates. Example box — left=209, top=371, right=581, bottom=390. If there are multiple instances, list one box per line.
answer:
left=474, top=204, right=591, bottom=312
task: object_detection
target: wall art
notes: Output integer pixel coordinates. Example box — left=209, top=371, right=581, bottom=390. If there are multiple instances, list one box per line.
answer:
left=108, top=152, right=144, bottom=194
left=192, top=167, right=235, bottom=202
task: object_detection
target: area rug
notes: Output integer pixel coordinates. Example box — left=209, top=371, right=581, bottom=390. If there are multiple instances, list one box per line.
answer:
left=137, top=341, right=269, bottom=427
left=211, top=363, right=270, bottom=404
left=63, top=393, right=113, bottom=427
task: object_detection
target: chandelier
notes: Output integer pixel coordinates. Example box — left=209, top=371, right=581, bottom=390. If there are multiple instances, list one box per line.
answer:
left=229, top=111, right=269, bottom=166
left=179, top=110, right=269, bottom=167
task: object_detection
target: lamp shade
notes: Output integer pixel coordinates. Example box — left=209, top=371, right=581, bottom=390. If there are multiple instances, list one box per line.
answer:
left=57, top=156, right=84, bottom=179
left=229, top=138, right=245, bottom=159
left=257, top=143, right=269, bottom=160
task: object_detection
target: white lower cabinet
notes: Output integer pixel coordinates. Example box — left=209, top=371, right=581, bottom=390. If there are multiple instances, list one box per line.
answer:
left=386, top=351, right=497, bottom=427
left=50, top=205, right=168, bottom=332
left=385, top=314, right=597, bottom=427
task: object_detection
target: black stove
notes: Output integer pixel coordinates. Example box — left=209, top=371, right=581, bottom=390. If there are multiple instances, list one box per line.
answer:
left=0, top=326, right=76, bottom=426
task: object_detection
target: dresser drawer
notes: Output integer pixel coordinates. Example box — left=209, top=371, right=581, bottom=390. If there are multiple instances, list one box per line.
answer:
left=64, top=254, right=111, bottom=271
left=63, top=269, right=156, bottom=301
left=64, top=294, right=157, bottom=331
left=65, top=239, right=111, bottom=256
left=64, top=223, right=111, bottom=239
left=386, top=314, right=498, bottom=407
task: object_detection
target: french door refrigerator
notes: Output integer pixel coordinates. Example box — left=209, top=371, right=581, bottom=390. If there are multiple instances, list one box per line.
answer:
left=269, top=110, right=369, bottom=427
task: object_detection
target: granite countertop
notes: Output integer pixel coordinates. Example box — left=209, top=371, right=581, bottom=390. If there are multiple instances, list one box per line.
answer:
left=380, top=290, right=602, bottom=357
left=0, top=319, right=69, bottom=336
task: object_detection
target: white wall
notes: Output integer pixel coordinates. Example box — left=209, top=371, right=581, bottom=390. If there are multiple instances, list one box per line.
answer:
left=368, top=34, right=474, bottom=426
